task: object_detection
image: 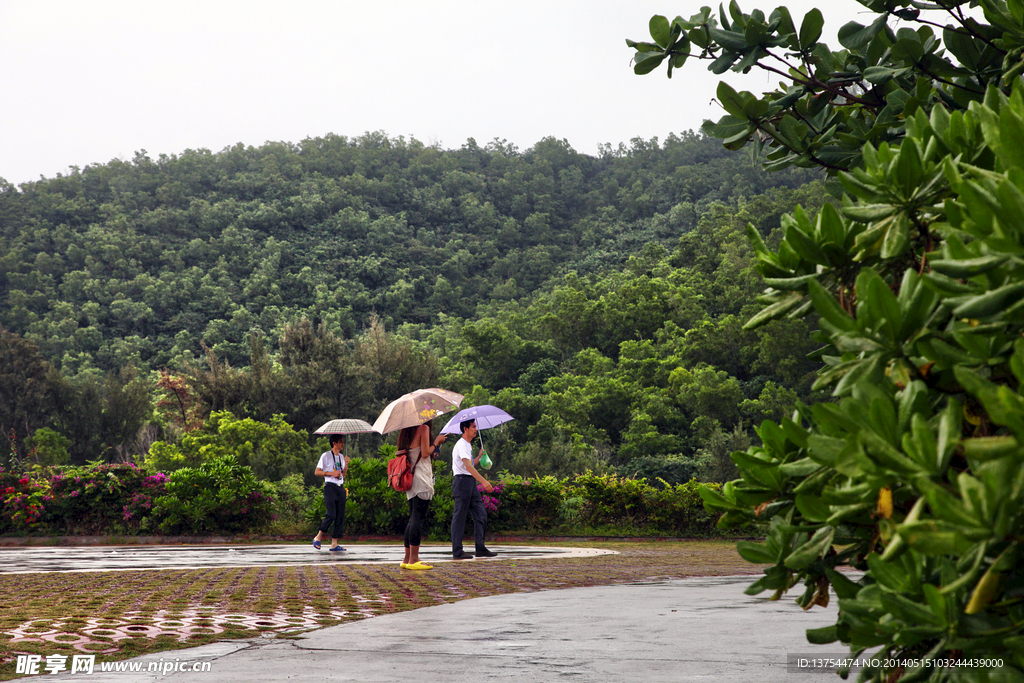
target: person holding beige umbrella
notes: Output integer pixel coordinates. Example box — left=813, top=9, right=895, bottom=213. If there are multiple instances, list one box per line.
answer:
left=372, top=389, right=463, bottom=569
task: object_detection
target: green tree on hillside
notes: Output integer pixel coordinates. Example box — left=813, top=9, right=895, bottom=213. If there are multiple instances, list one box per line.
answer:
left=1, top=131, right=817, bottom=375
left=0, top=330, right=62, bottom=462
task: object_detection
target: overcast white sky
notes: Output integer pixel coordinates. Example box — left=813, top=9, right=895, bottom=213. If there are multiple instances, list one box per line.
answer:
left=0, top=0, right=872, bottom=186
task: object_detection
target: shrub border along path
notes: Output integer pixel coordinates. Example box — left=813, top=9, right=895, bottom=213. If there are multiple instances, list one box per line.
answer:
left=0, top=540, right=755, bottom=679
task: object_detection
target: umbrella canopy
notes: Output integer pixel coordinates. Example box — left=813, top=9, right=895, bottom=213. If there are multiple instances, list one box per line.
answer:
left=313, top=419, right=376, bottom=435
left=371, top=388, right=464, bottom=434
left=440, top=405, right=515, bottom=434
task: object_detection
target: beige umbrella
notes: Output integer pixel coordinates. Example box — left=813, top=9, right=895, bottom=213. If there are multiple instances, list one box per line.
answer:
left=371, top=388, right=464, bottom=434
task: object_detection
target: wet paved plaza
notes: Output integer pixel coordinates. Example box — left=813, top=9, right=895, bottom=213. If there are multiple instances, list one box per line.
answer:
left=0, top=543, right=615, bottom=573
left=0, top=544, right=862, bottom=681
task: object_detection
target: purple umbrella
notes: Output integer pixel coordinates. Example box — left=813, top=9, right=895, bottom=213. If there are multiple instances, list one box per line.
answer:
left=440, top=405, right=514, bottom=470
left=440, top=405, right=515, bottom=434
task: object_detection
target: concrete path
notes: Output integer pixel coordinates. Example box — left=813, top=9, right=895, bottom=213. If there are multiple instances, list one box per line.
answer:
left=0, top=544, right=613, bottom=573
left=33, top=576, right=845, bottom=682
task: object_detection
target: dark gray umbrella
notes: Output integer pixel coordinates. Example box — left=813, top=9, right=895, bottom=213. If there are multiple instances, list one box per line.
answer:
left=313, top=419, right=376, bottom=435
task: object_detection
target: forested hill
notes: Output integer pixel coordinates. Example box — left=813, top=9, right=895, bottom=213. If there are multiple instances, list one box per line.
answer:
left=0, top=132, right=818, bottom=374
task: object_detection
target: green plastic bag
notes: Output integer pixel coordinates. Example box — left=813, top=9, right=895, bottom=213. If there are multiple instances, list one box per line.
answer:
left=480, top=452, right=492, bottom=470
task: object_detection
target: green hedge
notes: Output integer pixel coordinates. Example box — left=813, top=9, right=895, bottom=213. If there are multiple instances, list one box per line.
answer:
left=341, top=460, right=720, bottom=538
left=1, top=459, right=721, bottom=538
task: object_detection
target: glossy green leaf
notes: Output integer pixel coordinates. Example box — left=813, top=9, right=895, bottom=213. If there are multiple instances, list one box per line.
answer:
left=737, top=540, right=778, bottom=564
left=784, top=220, right=829, bottom=265
left=795, top=492, right=832, bottom=521
left=951, top=282, right=1024, bottom=319
left=843, top=203, right=898, bottom=222
left=962, top=435, right=1020, bottom=462
left=997, top=100, right=1024, bottom=171
left=936, top=398, right=961, bottom=473
left=929, top=255, right=1009, bottom=278
left=880, top=214, right=909, bottom=260
left=806, top=625, right=839, bottom=644
left=856, top=267, right=902, bottom=343
left=807, top=279, right=856, bottom=332
left=784, top=525, right=835, bottom=569
left=837, top=14, right=889, bottom=51
left=649, top=15, right=672, bottom=48
left=716, top=81, right=750, bottom=119
left=633, top=53, right=667, bottom=75
left=866, top=552, right=915, bottom=592
left=899, top=520, right=984, bottom=555
left=744, top=292, right=805, bottom=329
left=797, top=8, right=823, bottom=49
left=880, top=592, right=945, bottom=627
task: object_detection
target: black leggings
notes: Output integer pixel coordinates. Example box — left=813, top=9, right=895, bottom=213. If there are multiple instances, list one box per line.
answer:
left=404, top=496, right=430, bottom=547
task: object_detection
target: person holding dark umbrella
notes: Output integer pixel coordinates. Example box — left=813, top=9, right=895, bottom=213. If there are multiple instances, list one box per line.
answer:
left=310, top=419, right=375, bottom=552
left=312, top=434, right=349, bottom=552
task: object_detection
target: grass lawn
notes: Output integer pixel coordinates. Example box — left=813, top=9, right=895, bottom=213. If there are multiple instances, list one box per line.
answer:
left=0, top=539, right=757, bottom=678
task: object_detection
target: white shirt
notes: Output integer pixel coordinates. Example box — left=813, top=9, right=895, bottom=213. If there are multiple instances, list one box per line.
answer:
left=317, top=450, right=346, bottom=485
left=452, top=438, right=473, bottom=477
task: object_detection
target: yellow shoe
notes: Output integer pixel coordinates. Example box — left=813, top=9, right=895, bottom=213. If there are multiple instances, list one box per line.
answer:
left=399, top=563, right=409, bottom=569
left=406, top=562, right=433, bottom=570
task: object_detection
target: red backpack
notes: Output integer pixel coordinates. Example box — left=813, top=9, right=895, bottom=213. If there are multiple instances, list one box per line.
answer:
left=387, top=450, right=418, bottom=492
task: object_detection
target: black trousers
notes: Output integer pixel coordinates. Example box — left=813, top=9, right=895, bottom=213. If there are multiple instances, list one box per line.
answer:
left=450, top=475, right=486, bottom=555
left=404, top=496, right=430, bottom=547
left=318, top=483, right=346, bottom=538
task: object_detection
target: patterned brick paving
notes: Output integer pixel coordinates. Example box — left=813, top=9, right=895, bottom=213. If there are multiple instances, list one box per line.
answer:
left=0, top=541, right=754, bottom=677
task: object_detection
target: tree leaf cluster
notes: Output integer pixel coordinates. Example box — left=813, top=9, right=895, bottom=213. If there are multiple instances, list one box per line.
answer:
left=629, top=0, right=1010, bottom=173
left=636, top=0, right=1024, bottom=677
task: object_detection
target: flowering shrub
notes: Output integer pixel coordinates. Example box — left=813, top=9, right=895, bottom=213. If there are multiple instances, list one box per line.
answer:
left=337, top=457, right=453, bottom=540
left=0, top=470, right=49, bottom=532
left=122, top=473, right=169, bottom=529
left=46, top=463, right=155, bottom=534
left=647, top=479, right=717, bottom=534
left=478, top=481, right=504, bottom=516
left=342, top=454, right=401, bottom=534
left=336, top=464, right=718, bottom=537
left=266, top=474, right=319, bottom=532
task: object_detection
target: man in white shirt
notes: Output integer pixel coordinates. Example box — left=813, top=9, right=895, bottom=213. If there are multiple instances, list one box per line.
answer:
left=313, top=434, right=349, bottom=552
left=450, top=419, right=497, bottom=559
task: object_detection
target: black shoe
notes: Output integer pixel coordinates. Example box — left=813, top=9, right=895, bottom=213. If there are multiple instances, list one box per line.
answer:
left=475, top=548, right=498, bottom=557
left=452, top=552, right=474, bottom=560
